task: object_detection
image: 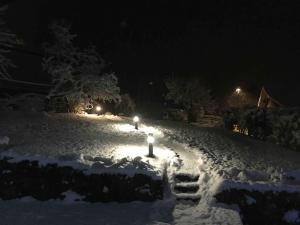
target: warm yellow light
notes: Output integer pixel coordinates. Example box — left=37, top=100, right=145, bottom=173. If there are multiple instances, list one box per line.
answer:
left=96, top=106, right=102, bottom=111
left=147, top=135, right=155, bottom=144
left=133, top=116, right=139, bottom=123
left=235, top=87, right=241, bottom=94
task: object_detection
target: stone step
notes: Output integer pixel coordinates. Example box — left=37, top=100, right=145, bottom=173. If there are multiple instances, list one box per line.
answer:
left=174, top=173, right=200, bottom=182
left=174, top=182, right=199, bottom=193
left=175, top=193, right=201, bottom=203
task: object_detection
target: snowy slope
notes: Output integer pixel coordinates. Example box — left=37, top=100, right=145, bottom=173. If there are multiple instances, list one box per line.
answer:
left=150, top=120, right=300, bottom=183
left=1, top=112, right=299, bottom=224
left=0, top=112, right=177, bottom=179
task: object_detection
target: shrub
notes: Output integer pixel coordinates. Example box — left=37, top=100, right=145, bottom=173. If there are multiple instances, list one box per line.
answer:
left=222, top=107, right=300, bottom=151
left=239, top=108, right=274, bottom=140
left=271, top=113, right=300, bottom=151
left=223, top=108, right=241, bottom=130
left=115, top=94, right=135, bottom=116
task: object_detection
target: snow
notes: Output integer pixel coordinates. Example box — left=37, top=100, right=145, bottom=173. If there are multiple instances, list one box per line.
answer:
left=62, top=191, right=84, bottom=204
left=283, top=210, right=300, bottom=224
left=173, top=203, right=242, bottom=225
left=0, top=150, right=169, bottom=179
left=150, top=119, right=300, bottom=184
left=102, top=186, right=109, bottom=193
left=0, top=198, right=174, bottom=225
left=0, top=112, right=177, bottom=179
left=1, top=111, right=300, bottom=224
left=245, top=195, right=256, bottom=205
left=0, top=136, right=9, bottom=145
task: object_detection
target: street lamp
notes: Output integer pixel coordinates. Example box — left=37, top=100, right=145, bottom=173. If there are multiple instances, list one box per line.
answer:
left=133, top=116, right=139, bottom=130
left=147, top=133, right=155, bottom=157
left=96, top=105, right=102, bottom=115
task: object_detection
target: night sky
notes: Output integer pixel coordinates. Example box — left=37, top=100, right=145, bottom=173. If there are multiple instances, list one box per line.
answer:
left=4, top=0, right=300, bottom=105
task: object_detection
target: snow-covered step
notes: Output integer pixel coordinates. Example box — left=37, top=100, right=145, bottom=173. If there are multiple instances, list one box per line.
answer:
left=174, top=173, right=199, bottom=182
left=175, top=193, right=201, bottom=203
left=174, top=182, right=199, bottom=193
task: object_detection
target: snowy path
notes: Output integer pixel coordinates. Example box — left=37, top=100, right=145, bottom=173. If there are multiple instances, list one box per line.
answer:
left=161, top=140, right=200, bottom=176
left=144, top=122, right=243, bottom=225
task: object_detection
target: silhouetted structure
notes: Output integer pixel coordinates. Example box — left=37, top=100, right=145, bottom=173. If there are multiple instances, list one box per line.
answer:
left=257, top=87, right=283, bottom=108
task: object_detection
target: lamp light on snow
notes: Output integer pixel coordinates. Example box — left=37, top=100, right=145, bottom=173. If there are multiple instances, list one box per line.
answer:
left=133, top=116, right=139, bottom=129
left=147, top=133, right=155, bottom=157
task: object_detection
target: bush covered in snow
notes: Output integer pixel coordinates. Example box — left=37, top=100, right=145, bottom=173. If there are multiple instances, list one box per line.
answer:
left=215, top=188, right=300, bottom=225
left=0, top=157, right=163, bottom=202
left=271, top=112, right=300, bottom=151
left=239, top=108, right=274, bottom=140
left=223, top=108, right=241, bottom=130
left=115, top=93, right=136, bottom=115
left=223, top=107, right=300, bottom=151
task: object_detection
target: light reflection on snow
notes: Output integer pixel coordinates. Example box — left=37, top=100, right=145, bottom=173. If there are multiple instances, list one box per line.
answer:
left=114, top=144, right=174, bottom=161
left=114, top=124, right=163, bottom=137
left=77, top=114, right=122, bottom=121
left=114, top=124, right=136, bottom=132
left=140, top=125, right=164, bottom=137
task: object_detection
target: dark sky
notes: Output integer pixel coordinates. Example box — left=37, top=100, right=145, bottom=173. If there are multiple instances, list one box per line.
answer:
left=4, top=0, right=300, bottom=105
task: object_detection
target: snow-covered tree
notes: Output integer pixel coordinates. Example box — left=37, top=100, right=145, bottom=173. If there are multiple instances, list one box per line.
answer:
left=43, top=21, right=120, bottom=112
left=165, top=77, right=215, bottom=122
left=116, top=93, right=136, bottom=115
left=0, top=5, right=18, bottom=79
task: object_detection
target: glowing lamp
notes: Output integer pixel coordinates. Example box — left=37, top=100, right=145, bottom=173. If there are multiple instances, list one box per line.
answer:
left=235, top=87, right=241, bottom=94
left=133, top=116, right=139, bottom=122
left=96, top=106, right=102, bottom=111
left=133, top=116, right=139, bottom=129
left=147, top=135, right=155, bottom=144
left=147, top=133, right=155, bottom=157
left=95, top=105, right=102, bottom=116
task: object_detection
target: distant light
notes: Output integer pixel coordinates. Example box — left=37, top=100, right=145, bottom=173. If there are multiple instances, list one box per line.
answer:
left=96, top=106, right=102, bottom=111
left=235, top=87, right=242, bottom=94
left=147, top=135, right=155, bottom=144
left=133, top=116, right=139, bottom=123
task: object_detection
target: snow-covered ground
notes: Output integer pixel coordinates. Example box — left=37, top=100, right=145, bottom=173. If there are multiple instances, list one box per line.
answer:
left=0, top=112, right=177, bottom=179
left=152, top=119, right=300, bottom=183
left=1, top=111, right=300, bottom=224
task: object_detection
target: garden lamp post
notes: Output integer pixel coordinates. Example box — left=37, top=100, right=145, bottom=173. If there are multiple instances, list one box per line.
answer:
left=147, top=133, right=155, bottom=157
left=133, top=116, right=139, bottom=130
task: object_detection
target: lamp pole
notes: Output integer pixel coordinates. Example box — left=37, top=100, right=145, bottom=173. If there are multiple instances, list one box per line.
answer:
left=147, top=133, right=154, bottom=157
left=133, top=116, right=139, bottom=130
